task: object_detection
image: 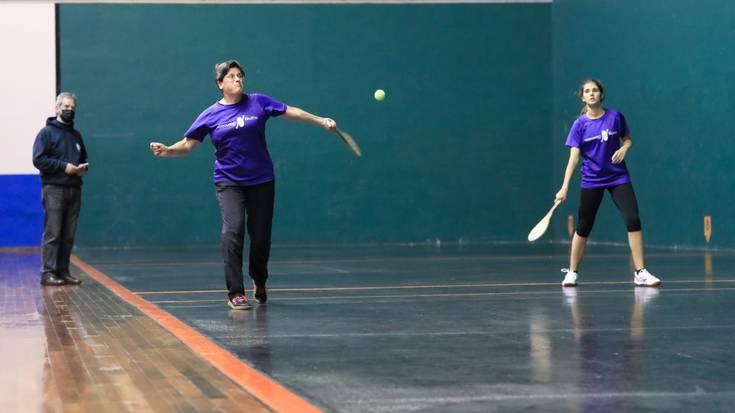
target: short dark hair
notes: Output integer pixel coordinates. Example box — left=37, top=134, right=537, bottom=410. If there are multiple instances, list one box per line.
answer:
left=214, top=60, right=244, bottom=85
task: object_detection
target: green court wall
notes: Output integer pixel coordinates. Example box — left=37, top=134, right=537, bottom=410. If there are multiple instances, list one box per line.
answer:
left=59, top=3, right=552, bottom=247
left=552, top=0, right=735, bottom=248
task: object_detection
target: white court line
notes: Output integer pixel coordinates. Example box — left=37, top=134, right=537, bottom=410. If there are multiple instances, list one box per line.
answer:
left=365, top=389, right=733, bottom=404
left=214, top=325, right=735, bottom=339
left=137, top=279, right=735, bottom=295
left=87, top=250, right=709, bottom=268
left=149, top=286, right=735, bottom=304
left=78, top=254, right=559, bottom=268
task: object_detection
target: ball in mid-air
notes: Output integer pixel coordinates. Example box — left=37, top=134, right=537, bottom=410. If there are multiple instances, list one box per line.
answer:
left=374, top=89, right=386, bottom=101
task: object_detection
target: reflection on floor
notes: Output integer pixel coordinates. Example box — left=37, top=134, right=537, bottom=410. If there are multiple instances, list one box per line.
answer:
left=0, top=252, right=272, bottom=413
left=6, top=243, right=735, bottom=412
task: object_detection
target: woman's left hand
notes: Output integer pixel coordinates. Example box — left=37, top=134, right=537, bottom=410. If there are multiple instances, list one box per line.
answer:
left=611, top=147, right=627, bottom=164
left=321, top=117, right=337, bottom=131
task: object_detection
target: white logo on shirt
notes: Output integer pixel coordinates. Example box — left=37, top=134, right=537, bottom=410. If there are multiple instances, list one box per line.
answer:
left=217, top=115, right=260, bottom=130
left=583, top=128, right=617, bottom=143
left=76, top=143, right=81, bottom=151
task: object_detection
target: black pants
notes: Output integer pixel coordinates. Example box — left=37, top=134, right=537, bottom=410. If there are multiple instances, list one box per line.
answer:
left=215, top=181, right=275, bottom=299
left=576, top=183, right=641, bottom=238
left=41, top=185, right=82, bottom=279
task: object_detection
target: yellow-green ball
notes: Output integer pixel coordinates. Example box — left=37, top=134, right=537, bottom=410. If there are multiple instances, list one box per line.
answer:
left=374, top=89, right=386, bottom=101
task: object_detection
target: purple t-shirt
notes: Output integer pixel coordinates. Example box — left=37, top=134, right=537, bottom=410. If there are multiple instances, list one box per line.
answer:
left=565, top=109, right=632, bottom=189
left=185, top=93, right=287, bottom=185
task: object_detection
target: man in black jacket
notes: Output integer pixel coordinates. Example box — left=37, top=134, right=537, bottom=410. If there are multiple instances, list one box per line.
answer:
left=32, top=92, right=88, bottom=286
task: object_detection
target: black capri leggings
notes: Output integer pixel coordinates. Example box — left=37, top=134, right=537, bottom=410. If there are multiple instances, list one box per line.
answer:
left=576, top=182, right=642, bottom=238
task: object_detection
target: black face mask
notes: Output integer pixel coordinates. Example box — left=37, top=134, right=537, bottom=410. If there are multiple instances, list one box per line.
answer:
left=60, top=109, right=75, bottom=123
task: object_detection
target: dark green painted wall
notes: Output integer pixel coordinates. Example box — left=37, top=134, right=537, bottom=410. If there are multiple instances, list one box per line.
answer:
left=60, top=4, right=552, bottom=247
left=552, top=0, right=735, bottom=248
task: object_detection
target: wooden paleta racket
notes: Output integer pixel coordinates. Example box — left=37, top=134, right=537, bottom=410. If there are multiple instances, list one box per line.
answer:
left=334, top=128, right=362, bottom=157
left=527, top=200, right=561, bottom=242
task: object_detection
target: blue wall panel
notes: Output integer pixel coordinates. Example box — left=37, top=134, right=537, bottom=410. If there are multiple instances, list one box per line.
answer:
left=0, top=175, right=43, bottom=247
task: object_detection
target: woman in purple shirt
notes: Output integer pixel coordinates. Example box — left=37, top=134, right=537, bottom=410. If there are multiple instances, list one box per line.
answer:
left=150, top=60, right=337, bottom=309
left=555, top=79, right=661, bottom=288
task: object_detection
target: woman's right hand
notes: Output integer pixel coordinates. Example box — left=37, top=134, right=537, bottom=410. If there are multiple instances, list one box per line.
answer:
left=555, top=187, right=568, bottom=202
left=149, top=142, right=168, bottom=157
left=320, top=117, right=337, bottom=131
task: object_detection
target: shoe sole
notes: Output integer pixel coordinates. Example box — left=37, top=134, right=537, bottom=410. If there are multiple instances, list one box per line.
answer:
left=562, top=283, right=577, bottom=287
left=227, top=300, right=252, bottom=310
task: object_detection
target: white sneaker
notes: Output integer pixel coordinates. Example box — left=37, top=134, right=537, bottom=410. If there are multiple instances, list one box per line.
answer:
left=561, top=268, right=578, bottom=287
left=634, top=268, right=661, bottom=287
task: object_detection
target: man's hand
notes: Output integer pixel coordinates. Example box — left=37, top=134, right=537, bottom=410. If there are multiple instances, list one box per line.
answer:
left=64, top=163, right=79, bottom=175
left=75, top=163, right=88, bottom=176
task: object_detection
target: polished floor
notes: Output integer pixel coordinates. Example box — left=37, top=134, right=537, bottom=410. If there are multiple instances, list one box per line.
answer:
left=4, top=244, right=735, bottom=412
left=0, top=252, right=272, bottom=413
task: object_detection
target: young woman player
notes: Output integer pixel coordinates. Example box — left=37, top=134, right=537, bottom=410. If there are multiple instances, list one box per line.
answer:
left=555, top=79, right=661, bottom=288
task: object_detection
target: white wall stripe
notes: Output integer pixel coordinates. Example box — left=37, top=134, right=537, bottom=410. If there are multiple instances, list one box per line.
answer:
left=0, top=2, right=56, bottom=175
left=37, top=1, right=553, bottom=4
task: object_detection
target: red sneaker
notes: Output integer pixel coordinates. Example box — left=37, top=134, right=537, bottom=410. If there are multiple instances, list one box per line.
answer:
left=227, top=294, right=252, bottom=310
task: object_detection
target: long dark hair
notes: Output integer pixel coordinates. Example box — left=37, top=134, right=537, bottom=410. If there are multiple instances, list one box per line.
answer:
left=578, top=79, right=605, bottom=115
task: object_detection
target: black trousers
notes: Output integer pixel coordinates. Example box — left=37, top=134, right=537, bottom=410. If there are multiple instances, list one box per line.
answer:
left=41, top=185, right=82, bottom=279
left=576, top=182, right=642, bottom=237
left=215, top=181, right=275, bottom=299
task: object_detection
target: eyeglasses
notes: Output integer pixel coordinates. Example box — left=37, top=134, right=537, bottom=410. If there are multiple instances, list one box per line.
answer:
left=224, top=73, right=244, bottom=80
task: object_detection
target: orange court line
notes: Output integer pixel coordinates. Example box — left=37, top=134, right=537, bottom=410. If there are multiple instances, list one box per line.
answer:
left=70, top=255, right=323, bottom=413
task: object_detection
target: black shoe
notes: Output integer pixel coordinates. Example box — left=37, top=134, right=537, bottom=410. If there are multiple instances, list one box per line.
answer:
left=40, top=275, right=64, bottom=286
left=253, top=283, right=267, bottom=304
left=60, top=274, right=82, bottom=285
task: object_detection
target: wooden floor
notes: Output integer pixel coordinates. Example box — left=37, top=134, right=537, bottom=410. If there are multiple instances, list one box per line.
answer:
left=73, top=244, right=735, bottom=412
left=0, top=252, right=273, bottom=413
left=7, top=245, right=735, bottom=412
